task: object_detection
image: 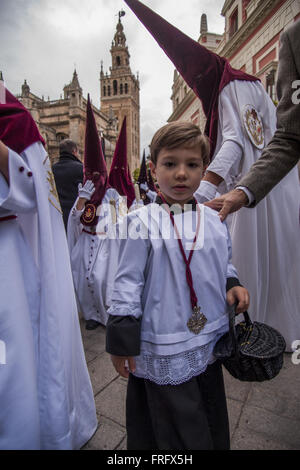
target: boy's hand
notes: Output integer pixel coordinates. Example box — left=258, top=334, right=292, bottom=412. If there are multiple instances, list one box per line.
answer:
left=110, top=355, right=136, bottom=379
left=226, top=286, right=250, bottom=314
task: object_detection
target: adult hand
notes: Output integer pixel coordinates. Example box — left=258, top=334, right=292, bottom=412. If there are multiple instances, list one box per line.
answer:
left=204, top=189, right=248, bottom=222
left=78, top=180, right=95, bottom=201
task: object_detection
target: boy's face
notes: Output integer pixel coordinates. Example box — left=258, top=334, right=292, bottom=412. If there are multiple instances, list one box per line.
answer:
left=150, top=146, right=206, bottom=206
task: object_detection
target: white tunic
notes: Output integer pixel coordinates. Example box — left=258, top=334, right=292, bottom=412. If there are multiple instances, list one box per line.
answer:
left=196, top=80, right=300, bottom=352
left=67, top=188, right=127, bottom=325
left=108, top=203, right=238, bottom=384
left=0, top=143, right=97, bottom=449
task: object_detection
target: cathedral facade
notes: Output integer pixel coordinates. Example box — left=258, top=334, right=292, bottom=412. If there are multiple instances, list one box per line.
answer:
left=17, top=14, right=140, bottom=173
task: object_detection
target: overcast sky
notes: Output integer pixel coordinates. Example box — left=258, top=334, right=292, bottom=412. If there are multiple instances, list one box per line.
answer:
left=0, top=0, right=225, bottom=157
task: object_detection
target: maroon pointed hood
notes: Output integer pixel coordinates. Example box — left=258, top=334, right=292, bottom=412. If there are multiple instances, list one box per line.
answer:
left=0, top=88, right=45, bottom=154
left=137, top=150, right=151, bottom=205
left=147, top=167, right=156, bottom=192
left=80, top=94, right=110, bottom=227
left=124, top=0, right=258, bottom=158
left=137, top=150, right=147, bottom=185
left=108, top=116, right=135, bottom=207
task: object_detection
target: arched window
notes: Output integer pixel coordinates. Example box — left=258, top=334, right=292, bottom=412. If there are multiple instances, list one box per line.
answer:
left=116, top=56, right=121, bottom=66
left=120, top=83, right=123, bottom=95
left=56, top=132, right=68, bottom=143
left=125, top=83, right=128, bottom=94
left=113, top=80, right=118, bottom=95
left=107, top=85, right=111, bottom=96
left=103, top=86, right=106, bottom=97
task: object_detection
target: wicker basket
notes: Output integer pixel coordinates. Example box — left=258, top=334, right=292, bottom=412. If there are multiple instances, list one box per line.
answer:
left=213, top=306, right=286, bottom=382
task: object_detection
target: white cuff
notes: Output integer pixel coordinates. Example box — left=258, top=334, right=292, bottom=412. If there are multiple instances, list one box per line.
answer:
left=235, top=186, right=255, bottom=206
left=194, top=180, right=218, bottom=203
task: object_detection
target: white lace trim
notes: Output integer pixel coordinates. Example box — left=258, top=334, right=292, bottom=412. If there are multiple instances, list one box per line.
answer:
left=133, top=336, right=221, bottom=385
left=107, top=302, right=142, bottom=318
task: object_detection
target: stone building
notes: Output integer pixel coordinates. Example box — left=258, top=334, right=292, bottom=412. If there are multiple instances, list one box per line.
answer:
left=18, top=71, right=115, bottom=165
left=16, top=13, right=140, bottom=172
left=100, top=13, right=140, bottom=171
left=168, top=0, right=300, bottom=129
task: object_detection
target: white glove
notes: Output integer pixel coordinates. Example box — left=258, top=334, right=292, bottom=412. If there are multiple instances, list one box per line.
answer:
left=140, top=182, right=149, bottom=191
left=146, top=189, right=157, bottom=202
left=78, top=180, right=95, bottom=200
left=194, top=180, right=218, bottom=203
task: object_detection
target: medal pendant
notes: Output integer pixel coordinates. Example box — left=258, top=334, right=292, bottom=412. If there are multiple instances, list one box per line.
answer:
left=187, top=306, right=207, bottom=334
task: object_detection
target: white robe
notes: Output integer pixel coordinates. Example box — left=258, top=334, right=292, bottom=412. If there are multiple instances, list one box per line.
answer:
left=108, top=203, right=238, bottom=384
left=67, top=188, right=127, bottom=325
left=0, top=143, right=97, bottom=449
left=196, top=80, right=300, bottom=352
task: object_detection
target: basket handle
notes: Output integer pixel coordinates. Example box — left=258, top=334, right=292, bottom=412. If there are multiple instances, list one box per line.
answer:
left=228, top=303, right=252, bottom=355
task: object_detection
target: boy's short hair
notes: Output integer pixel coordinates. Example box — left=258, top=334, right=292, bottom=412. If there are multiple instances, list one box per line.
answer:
left=150, top=121, right=210, bottom=166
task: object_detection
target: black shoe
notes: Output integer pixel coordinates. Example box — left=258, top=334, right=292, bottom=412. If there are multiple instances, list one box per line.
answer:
left=85, top=320, right=101, bottom=330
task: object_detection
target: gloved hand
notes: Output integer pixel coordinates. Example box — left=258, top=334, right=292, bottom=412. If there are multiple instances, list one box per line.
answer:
left=146, top=189, right=157, bottom=202
left=78, top=180, right=95, bottom=200
left=140, top=182, right=149, bottom=192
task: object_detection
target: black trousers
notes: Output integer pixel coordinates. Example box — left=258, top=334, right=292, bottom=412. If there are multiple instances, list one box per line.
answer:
left=126, top=360, right=230, bottom=450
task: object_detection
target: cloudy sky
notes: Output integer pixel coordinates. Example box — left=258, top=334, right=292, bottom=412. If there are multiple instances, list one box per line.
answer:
left=1, top=0, right=225, bottom=156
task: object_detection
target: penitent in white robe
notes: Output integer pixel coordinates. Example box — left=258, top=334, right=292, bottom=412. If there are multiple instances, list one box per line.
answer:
left=196, top=80, right=300, bottom=352
left=67, top=188, right=127, bottom=325
left=0, top=143, right=97, bottom=449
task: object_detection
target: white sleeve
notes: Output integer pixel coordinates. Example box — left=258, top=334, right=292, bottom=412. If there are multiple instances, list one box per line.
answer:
left=107, top=215, right=150, bottom=318
left=225, top=221, right=239, bottom=280
left=207, top=139, right=243, bottom=193
left=67, top=198, right=83, bottom=252
left=194, top=180, right=218, bottom=203
left=207, top=84, right=246, bottom=193
left=0, top=148, right=36, bottom=213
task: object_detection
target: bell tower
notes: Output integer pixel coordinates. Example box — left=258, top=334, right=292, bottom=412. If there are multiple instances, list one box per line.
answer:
left=100, top=11, right=140, bottom=172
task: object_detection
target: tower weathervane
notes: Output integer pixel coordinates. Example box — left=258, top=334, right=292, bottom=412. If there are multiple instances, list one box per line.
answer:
left=118, top=9, right=126, bottom=21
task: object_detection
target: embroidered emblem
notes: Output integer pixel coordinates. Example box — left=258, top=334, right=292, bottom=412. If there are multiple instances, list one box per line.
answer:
left=82, top=203, right=97, bottom=224
left=187, top=306, right=207, bottom=335
left=242, top=105, right=265, bottom=149
left=43, top=155, right=62, bottom=214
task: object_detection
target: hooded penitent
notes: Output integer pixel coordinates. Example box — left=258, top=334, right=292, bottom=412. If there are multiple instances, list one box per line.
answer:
left=124, top=0, right=257, bottom=159
left=0, top=87, right=97, bottom=449
left=80, top=94, right=110, bottom=227
left=108, top=116, right=135, bottom=207
left=137, top=150, right=151, bottom=204
left=0, top=88, right=45, bottom=152
left=147, top=167, right=156, bottom=192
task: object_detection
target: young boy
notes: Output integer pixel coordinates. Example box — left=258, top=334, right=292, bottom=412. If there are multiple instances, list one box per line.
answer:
left=106, top=121, right=249, bottom=450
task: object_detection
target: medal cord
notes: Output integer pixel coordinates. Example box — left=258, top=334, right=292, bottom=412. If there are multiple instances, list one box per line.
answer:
left=159, top=193, right=200, bottom=310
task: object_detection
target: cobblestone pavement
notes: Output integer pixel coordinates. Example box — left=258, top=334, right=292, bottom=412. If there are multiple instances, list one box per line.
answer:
left=79, top=318, right=300, bottom=451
